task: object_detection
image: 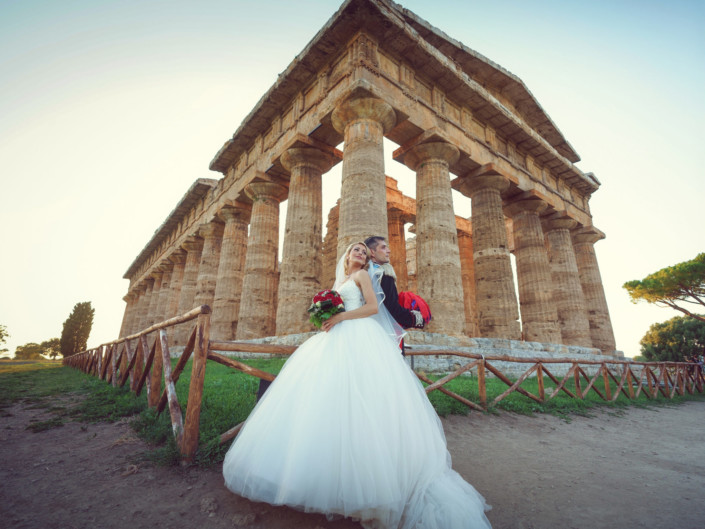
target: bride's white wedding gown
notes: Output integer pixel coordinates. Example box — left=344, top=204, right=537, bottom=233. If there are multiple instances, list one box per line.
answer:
left=223, top=279, right=492, bottom=528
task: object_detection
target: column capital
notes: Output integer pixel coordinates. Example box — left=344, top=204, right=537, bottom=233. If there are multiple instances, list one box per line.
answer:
left=217, top=202, right=251, bottom=224
left=158, top=260, right=174, bottom=273
left=149, top=269, right=164, bottom=280
left=181, top=235, right=204, bottom=253
left=572, top=225, right=605, bottom=244
left=542, top=213, right=578, bottom=232
left=331, top=97, right=396, bottom=134
left=197, top=220, right=225, bottom=239
left=281, top=147, right=338, bottom=174
left=458, top=172, right=509, bottom=196
left=168, top=248, right=187, bottom=264
left=503, top=194, right=548, bottom=218
left=244, top=181, right=288, bottom=203
left=402, top=141, right=459, bottom=171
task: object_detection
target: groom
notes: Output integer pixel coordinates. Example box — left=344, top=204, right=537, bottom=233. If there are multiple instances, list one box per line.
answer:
left=364, top=236, right=425, bottom=332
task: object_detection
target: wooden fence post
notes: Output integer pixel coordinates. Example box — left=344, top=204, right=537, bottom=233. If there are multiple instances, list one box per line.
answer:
left=477, top=358, right=487, bottom=410
left=148, top=333, right=163, bottom=407
left=180, top=307, right=211, bottom=463
left=602, top=364, right=612, bottom=401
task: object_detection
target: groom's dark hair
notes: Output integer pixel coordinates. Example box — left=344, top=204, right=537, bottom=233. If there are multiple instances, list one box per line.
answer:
left=364, top=236, right=386, bottom=250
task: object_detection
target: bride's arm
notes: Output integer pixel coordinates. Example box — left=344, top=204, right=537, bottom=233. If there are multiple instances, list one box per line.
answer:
left=321, top=270, right=378, bottom=332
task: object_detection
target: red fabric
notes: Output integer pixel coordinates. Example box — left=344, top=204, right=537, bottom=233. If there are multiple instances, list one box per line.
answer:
left=398, top=292, right=432, bottom=323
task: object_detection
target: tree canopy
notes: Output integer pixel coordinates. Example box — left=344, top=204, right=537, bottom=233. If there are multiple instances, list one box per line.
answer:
left=60, top=302, right=95, bottom=357
left=0, top=324, right=8, bottom=355
left=14, top=342, right=44, bottom=360
left=623, top=253, right=705, bottom=322
left=639, top=316, right=705, bottom=362
left=14, top=338, right=62, bottom=360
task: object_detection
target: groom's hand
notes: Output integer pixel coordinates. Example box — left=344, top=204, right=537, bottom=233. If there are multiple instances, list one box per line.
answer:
left=411, top=310, right=425, bottom=329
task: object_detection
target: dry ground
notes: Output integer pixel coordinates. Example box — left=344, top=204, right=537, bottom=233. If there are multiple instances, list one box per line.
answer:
left=1, top=400, right=703, bottom=529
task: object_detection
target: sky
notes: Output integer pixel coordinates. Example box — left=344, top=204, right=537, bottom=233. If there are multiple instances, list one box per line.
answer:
left=1, top=0, right=703, bottom=358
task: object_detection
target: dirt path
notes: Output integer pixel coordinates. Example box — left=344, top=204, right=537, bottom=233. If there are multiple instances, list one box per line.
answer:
left=1, top=400, right=703, bottom=529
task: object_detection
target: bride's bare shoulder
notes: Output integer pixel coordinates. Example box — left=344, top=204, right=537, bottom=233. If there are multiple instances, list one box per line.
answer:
left=352, top=269, right=372, bottom=285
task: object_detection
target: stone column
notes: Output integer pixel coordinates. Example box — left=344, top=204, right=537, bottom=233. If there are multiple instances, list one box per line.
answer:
left=402, top=141, right=465, bottom=334
left=193, top=221, right=225, bottom=310
left=572, top=226, right=616, bottom=353
left=321, top=201, right=340, bottom=290
left=128, top=287, right=144, bottom=335
left=463, top=173, right=521, bottom=339
left=119, top=292, right=136, bottom=338
left=175, top=236, right=204, bottom=345
left=211, top=204, right=251, bottom=341
left=406, top=236, right=418, bottom=293
left=166, top=249, right=187, bottom=320
left=504, top=197, right=562, bottom=344
left=146, top=270, right=163, bottom=327
left=387, top=208, right=409, bottom=292
left=157, top=261, right=174, bottom=323
left=137, top=278, right=154, bottom=332
left=236, top=182, right=288, bottom=340
left=457, top=230, right=479, bottom=336
left=543, top=215, right=592, bottom=348
left=276, top=148, right=337, bottom=335
left=332, top=97, right=396, bottom=259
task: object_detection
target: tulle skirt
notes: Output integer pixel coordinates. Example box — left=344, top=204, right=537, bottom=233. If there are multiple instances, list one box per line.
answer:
left=222, top=317, right=491, bottom=529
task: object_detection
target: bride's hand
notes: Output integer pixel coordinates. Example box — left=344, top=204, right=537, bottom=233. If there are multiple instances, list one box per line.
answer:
left=322, top=313, right=343, bottom=332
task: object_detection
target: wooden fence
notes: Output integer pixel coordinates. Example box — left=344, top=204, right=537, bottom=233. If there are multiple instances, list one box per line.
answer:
left=64, top=307, right=704, bottom=462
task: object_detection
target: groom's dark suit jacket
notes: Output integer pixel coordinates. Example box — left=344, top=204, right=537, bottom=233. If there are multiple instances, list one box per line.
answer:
left=379, top=274, right=416, bottom=329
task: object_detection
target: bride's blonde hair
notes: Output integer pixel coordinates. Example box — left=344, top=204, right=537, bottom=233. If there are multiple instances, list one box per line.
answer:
left=343, top=241, right=370, bottom=276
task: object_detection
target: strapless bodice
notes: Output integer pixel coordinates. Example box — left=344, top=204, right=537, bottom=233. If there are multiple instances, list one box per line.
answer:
left=338, top=280, right=364, bottom=311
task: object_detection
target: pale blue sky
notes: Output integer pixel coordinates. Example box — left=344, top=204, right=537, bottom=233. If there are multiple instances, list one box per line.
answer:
left=1, top=0, right=703, bottom=357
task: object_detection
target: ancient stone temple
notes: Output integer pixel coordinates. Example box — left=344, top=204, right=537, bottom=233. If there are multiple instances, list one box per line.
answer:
left=119, top=0, right=618, bottom=357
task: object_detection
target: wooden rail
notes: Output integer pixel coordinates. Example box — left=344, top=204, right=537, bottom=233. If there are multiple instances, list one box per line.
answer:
left=65, top=316, right=705, bottom=463
left=63, top=305, right=212, bottom=463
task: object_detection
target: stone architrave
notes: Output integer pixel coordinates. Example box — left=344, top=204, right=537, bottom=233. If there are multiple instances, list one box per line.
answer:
left=457, top=230, right=479, bottom=336
left=137, top=278, right=154, bottom=333
left=572, top=226, right=616, bottom=353
left=236, top=182, right=288, bottom=340
left=401, top=141, right=465, bottom=335
left=175, top=236, right=205, bottom=345
left=543, top=215, right=592, bottom=348
left=276, top=147, right=337, bottom=335
left=193, top=221, right=225, bottom=310
left=211, top=203, right=251, bottom=341
left=461, top=172, right=521, bottom=339
left=504, top=196, right=562, bottom=344
left=157, top=261, right=174, bottom=323
left=332, top=97, right=396, bottom=260
left=146, top=270, right=164, bottom=327
left=387, top=208, right=409, bottom=292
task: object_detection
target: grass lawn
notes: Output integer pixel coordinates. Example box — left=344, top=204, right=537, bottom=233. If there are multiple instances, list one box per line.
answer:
left=2, top=357, right=703, bottom=467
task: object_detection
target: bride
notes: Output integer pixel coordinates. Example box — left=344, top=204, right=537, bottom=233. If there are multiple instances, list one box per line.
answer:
left=223, top=242, right=492, bottom=528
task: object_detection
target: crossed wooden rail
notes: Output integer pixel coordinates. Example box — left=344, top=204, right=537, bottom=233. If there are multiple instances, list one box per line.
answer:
left=64, top=307, right=704, bottom=463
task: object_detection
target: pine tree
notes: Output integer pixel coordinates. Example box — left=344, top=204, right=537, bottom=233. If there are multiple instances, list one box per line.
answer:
left=60, top=302, right=95, bottom=357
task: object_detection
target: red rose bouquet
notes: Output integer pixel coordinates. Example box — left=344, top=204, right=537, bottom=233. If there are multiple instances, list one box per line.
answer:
left=308, top=289, right=345, bottom=328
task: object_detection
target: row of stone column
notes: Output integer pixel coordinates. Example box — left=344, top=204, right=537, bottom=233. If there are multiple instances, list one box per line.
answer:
left=328, top=95, right=614, bottom=352
left=119, top=94, right=615, bottom=354
left=462, top=172, right=616, bottom=352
